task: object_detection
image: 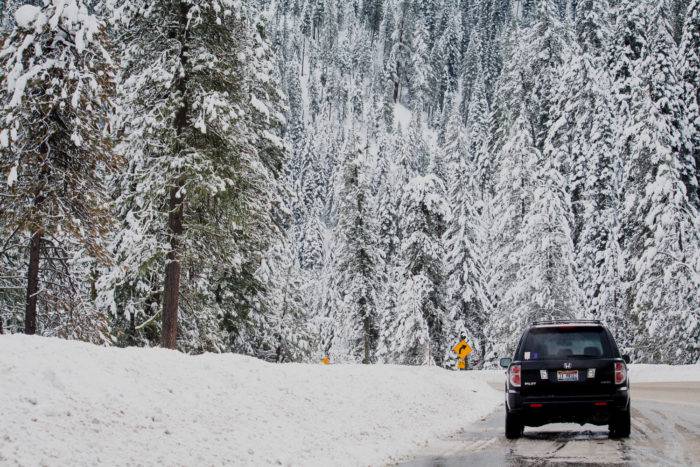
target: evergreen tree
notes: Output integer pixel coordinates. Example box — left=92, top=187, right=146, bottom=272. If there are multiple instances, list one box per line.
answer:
left=465, top=74, right=493, bottom=202
left=332, top=138, right=382, bottom=363
left=680, top=0, right=700, bottom=208
left=485, top=12, right=576, bottom=359
left=410, top=20, right=433, bottom=112
left=380, top=175, right=448, bottom=365
left=459, top=29, right=483, bottom=118
left=431, top=6, right=463, bottom=108
left=442, top=101, right=491, bottom=366
left=247, top=238, right=315, bottom=362
left=0, top=0, right=116, bottom=336
left=546, top=0, right=621, bottom=321
left=625, top=1, right=700, bottom=363
left=485, top=109, right=538, bottom=360
left=103, top=2, right=286, bottom=351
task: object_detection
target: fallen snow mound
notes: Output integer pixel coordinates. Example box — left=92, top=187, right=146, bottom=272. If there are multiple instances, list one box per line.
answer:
left=0, top=336, right=501, bottom=466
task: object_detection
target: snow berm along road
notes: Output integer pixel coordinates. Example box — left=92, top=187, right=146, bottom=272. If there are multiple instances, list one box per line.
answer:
left=1, top=336, right=698, bottom=465
left=0, top=335, right=500, bottom=466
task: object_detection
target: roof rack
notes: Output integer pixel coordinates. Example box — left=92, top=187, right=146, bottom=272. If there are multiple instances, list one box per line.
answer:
left=530, top=319, right=602, bottom=326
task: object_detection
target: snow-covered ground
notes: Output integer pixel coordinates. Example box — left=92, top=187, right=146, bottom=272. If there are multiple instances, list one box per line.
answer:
left=0, top=336, right=501, bottom=466
left=2, top=336, right=698, bottom=466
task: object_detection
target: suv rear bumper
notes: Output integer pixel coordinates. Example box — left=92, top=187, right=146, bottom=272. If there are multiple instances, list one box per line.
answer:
left=507, top=388, right=630, bottom=426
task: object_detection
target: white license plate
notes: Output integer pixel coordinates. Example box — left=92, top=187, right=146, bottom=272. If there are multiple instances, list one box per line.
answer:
left=557, top=370, right=579, bottom=382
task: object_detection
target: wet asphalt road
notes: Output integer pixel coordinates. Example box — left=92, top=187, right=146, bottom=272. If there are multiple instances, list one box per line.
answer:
left=399, top=382, right=700, bottom=466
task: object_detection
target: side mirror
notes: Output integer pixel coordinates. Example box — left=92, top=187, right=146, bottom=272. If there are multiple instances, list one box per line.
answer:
left=622, top=355, right=631, bottom=364
left=499, top=357, right=512, bottom=368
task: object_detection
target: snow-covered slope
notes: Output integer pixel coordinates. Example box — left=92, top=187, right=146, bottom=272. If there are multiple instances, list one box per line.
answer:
left=0, top=336, right=501, bottom=466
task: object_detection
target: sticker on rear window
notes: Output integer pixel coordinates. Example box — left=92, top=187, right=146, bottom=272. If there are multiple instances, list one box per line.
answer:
left=524, top=352, right=531, bottom=360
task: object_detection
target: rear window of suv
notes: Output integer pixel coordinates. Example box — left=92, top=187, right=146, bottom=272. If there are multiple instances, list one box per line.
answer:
left=518, top=327, right=613, bottom=360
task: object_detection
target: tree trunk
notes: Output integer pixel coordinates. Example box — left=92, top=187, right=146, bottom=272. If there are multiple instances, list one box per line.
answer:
left=363, top=315, right=371, bottom=364
left=24, top=228, right=42, bottom=335
left=161, top=0, right=189, bottom=350
left=161, top=184, right=184, bottom=349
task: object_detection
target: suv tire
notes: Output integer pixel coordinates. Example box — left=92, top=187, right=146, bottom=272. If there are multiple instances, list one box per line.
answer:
left=609, top=405, right=631, bottom=438
left=505, top=410, right=524, bottom=439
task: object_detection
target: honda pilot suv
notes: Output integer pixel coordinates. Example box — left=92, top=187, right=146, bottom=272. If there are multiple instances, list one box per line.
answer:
left=499, top=320, right=631, bottom=439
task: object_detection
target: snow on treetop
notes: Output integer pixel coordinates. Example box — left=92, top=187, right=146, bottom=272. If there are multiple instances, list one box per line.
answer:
left=13, top=1, right=94, bottom=33
left=14, top=5, right=42, bottom=29
left=3, top=0, right=105, bottom=108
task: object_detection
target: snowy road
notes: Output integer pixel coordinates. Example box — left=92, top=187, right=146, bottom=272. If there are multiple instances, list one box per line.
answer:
left=400, top=382, right=700, bottom=466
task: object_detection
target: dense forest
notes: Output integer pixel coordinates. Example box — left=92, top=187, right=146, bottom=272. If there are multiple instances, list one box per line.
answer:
left=0, top=0, right=698, bottom=365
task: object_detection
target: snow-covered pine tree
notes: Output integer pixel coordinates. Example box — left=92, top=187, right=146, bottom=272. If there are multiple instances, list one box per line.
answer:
left=504, top=0, right=581, bottom=331
left=332, top=136, right=382, bottom=363
left=410, top=19, right=433, bottom=113
left=0, top=0, right=116, bottom=337
left=513, top=148, right=581, bottom=323
left=485, top=110, right=542, bottom=361
left=528, top=0, right=573, bottom=152
left=545, top=0, right=624, bottom=325
left=610, top=0, right=646, bottom=174
left=459, top=28, right=483, bottom=121
left=431, top=4, right=462, bottom=109
left=375, top=131, right=401, bottom=267
left=418, top=0, right=439, bottom=45
left=465, top=73, right=492, bottom=204
left=362, top=0, right=384, bottom=41
left=380, top=174, right=448, bottom=365
left=485, top=5, right=576, bottom=360
left=405, top=110, right=431, bottom=174
left=245, top=237, right=315, bottom=362
left=442, top=98, right=491, bottom=367
left=680, top=0, right=700, bottom=209
left=491, top=92, right=581, bottom=361
left=385, top=1, right=411, bottom=104
left=103, top=1, right=287, bottom=352
left=625, top=0, right=700, bottom=363
left=484, top=30, right=537, bottom=361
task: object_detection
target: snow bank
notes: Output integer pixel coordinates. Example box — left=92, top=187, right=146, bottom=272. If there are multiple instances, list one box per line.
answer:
left=629, top=363, right=700, bottom=383
left=0, top=336, right=501, bottom=466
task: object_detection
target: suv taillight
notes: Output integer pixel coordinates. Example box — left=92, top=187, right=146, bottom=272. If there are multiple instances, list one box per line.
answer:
left=509, top=364, right=521, bottom=387
left=614, top=361, right=627, bottom=385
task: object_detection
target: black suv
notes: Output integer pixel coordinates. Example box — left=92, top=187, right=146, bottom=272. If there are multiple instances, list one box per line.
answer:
left=499, top=320, right=631, bottom=439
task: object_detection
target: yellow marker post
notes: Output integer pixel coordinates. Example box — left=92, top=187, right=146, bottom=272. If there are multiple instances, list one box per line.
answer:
left=457, top=359, right=466, bottom=370
left=321, top=356, right=330, bottom=365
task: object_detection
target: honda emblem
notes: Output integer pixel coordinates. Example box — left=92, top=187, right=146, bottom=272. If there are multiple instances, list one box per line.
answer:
left=564, top=362, right=572, bottom=369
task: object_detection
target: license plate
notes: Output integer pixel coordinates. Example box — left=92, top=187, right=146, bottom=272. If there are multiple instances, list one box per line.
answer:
left=557, top=370, right=579, bottom=382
